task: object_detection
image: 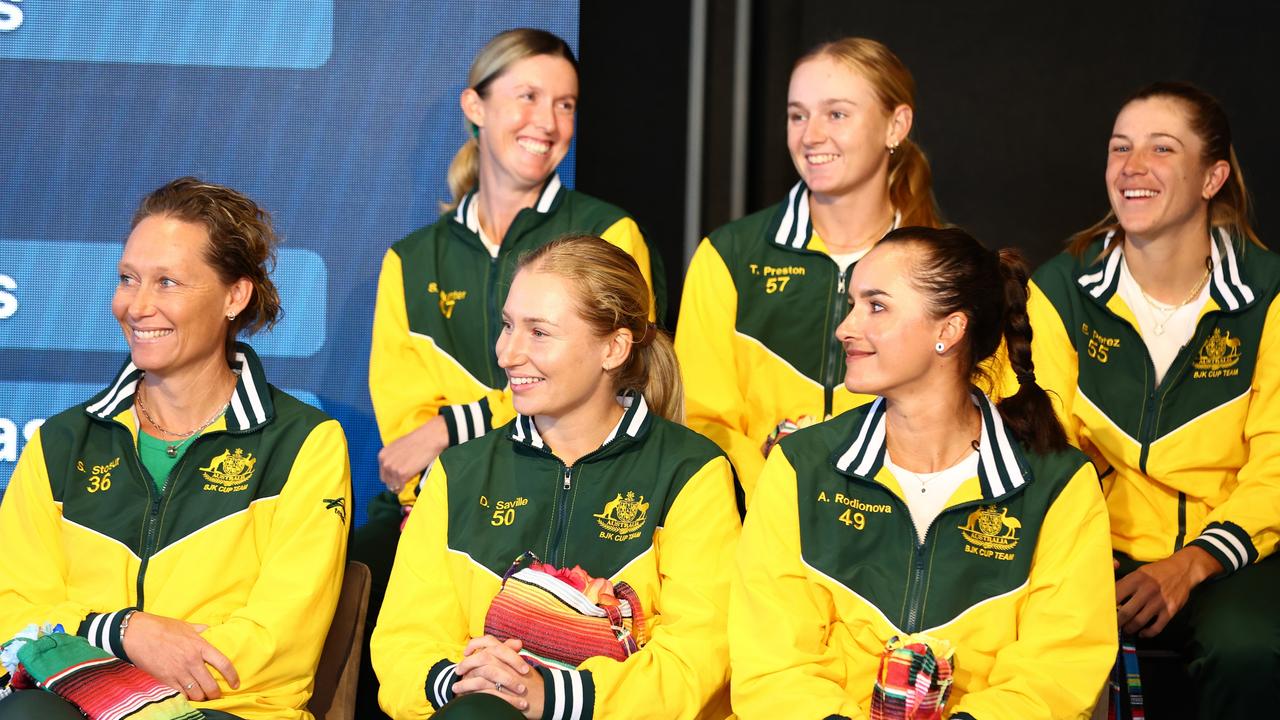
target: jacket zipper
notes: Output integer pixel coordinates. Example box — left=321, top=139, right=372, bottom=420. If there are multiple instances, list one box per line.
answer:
left=822, top=267, right=851, bottom=418
left=483, top=208, right=540, bottom=387
left=904, top=538, right=929, bottom=633
left=128, top=445, right=191, bottom=608
left=484, top=255, right=501, bottom=387
left=859, top=474, right=998, bottom=633
left=546, top=464, right=575, bottom=565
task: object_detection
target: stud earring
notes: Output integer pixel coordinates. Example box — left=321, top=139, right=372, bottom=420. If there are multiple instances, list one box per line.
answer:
left=889, top=143, right=899, bottom=155
left=228, top=313, right=237, bottom=321
left=935, top=342, right=945, bottom=353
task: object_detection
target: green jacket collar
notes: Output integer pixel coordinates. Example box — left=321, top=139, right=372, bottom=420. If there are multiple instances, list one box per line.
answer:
left=831, top=391, right=1029, bottom=501
left=508, top=392, right=653, bottom=456
left=772, top=181, right=816, bottom=251
left=452, top=173, right=565, bottom=235
left=84, top=342, right=275, bottom=433
left=771, top=181, right=901, bottom=256
left=1075, top=228, right=1259, bottom=313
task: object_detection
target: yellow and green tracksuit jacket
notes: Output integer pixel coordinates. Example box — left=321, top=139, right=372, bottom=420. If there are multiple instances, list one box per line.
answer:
left=0, top=344, right=351, bottom=720
left=370, top=175, right=661, bottom=504
left=730, top=393, right=1116, bottom=720
left=371, top=395, right=740, bottom=719
left=1028, top=230, right=1280, bottom=572
left=675, top=182, right=894, bottom=503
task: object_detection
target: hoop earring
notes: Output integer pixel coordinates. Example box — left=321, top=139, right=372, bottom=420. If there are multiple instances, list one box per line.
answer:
left=889, top=143, right=900, bottom=155
left=227, top=313, right=237, bottom=321
left=935, top=342, right=945, bottom=354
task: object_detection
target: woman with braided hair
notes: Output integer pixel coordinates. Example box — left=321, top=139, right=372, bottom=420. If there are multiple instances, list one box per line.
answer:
left=730, top=226, right=1115, bottom=719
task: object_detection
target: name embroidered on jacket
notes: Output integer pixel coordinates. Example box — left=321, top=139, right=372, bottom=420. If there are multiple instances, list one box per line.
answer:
left=1080, top=323, right=1120, bottom=364
left=817, top=491, right=892, bottom=514
left=595, top=491, right=649, bottom=541
left=1193, top=328, right=1242, bottom=378
left=200, top=448, right=256, bottom=493
left=427, top=281, right=468, bottom=319
left=959, top=505, right=1021, bottom=560
left=78, top=456, right=120, bottom=494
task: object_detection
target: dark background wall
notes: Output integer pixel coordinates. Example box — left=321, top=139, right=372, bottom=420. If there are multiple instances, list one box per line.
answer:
left=581, top=1, right=1279, bottom=326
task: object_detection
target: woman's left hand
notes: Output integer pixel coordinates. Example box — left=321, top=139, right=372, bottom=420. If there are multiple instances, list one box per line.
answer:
left=453, top=635, right=545, bottom=718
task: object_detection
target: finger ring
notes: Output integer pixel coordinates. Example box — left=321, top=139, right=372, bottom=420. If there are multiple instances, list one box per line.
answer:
left=494, top=681, right=504, bottom=693
left=185, top=681, right=196, bottom=690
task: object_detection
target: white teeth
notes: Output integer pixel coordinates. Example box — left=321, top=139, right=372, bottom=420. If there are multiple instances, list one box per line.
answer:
left=133, top=329, right=172, bottom=339
left=1123, top=189, right=1159, bottom=198
left=517, top=138, right=551, bottom=155
left=807, top=153, right=839, bottom=165
left=510, top=376, right=544, bottom=386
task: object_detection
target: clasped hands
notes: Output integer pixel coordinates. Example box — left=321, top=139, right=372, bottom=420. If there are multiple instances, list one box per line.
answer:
left=453, top=635, right=545, bottom=718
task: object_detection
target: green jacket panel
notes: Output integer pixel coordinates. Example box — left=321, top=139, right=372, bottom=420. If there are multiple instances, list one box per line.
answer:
left=393, top=180, right=643, bottom=390
left=372, top=395, right=740, bottom=720
left=0, top=343, right=351, bottom=720
left=787, top=394, right=1085, bottom=631
left=1030, top=230, right=1280, bottom=569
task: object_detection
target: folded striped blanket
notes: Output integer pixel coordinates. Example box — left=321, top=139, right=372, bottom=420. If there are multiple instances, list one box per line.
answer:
left=484, top=552, right=648, bottom=669
left=3, top=629, right=203, bottom=720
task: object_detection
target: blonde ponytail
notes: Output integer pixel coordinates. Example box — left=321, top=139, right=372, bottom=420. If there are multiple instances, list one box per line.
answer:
left=888, top=139, right=939, bottom=228
left=635, top=327, right=684, bottom=424
left=442, top=136, right=480, bottom=213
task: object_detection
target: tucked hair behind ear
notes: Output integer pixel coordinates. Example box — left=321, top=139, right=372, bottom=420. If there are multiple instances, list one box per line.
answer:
left=133, top=176, right=281, bottom=363
left=794, top=37, right=940, bottom=227
left=443, top=28, right=579, bottom=212
left=880, top=226, right=1067, bottom=454
left=516, top=235, right=683, bottom=423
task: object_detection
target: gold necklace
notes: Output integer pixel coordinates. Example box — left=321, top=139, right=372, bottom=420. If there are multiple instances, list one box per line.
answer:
left=888, top=410, right=982, bottom=495
left=136, top=385, right=230, bottom=458
left=1139, top=264, right=1211, bottom=336
left=893, top=439, right=980, bottom=494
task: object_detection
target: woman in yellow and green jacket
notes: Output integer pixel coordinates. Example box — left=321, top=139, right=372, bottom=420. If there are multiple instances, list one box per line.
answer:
left=731, top=227, right=1115, bottom=719
left=0, top=179, right=350, bottom=720
left=675, top=37, right=940, bottom=503
left=1028, top=82, right=1280, bottom=718
left=373, top=236, right=738, bottom=720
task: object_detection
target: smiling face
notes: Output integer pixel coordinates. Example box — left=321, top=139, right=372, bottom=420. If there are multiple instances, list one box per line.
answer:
left=112, top=215, right=249, bottom=381
left=464, top=53, right=578, bottom=194
left=496, top=267, right=623, bottom=422
left=786, top=55, right=908, bottom=199
left=1106, top=96, right=1228, bottom=244
left=836, top=243, right=950, bottom=397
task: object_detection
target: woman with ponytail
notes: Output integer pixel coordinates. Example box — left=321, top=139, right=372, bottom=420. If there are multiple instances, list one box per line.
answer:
left=373, top=235, right=739, bottom=719
left=1028, top=81, right=1280, bottom=717
left=359, top=28, right=663, bottom=717
left=676, top=37, right=942, bottom=505
left=730, top=227, right=1116, bottom=719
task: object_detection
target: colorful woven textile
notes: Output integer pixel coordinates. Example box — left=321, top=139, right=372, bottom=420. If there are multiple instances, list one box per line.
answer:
left=7, top=632, right=202, bottom=720
left=869, top=634, right=955, bottom=720
left=1107, top=634, right=1145, bottom=720
left=484, top=552, right=648, bottom=669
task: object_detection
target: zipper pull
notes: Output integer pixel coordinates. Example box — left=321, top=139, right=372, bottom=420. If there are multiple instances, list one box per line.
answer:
left=837, top=271, right=847, bottom=295
left=563, top=467, right=572, bottom=491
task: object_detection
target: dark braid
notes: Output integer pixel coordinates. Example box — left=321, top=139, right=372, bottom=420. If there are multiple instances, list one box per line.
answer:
left=994, top=248, right=1067, bottom=454
left=880, top=227, right=1067, bottom=454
